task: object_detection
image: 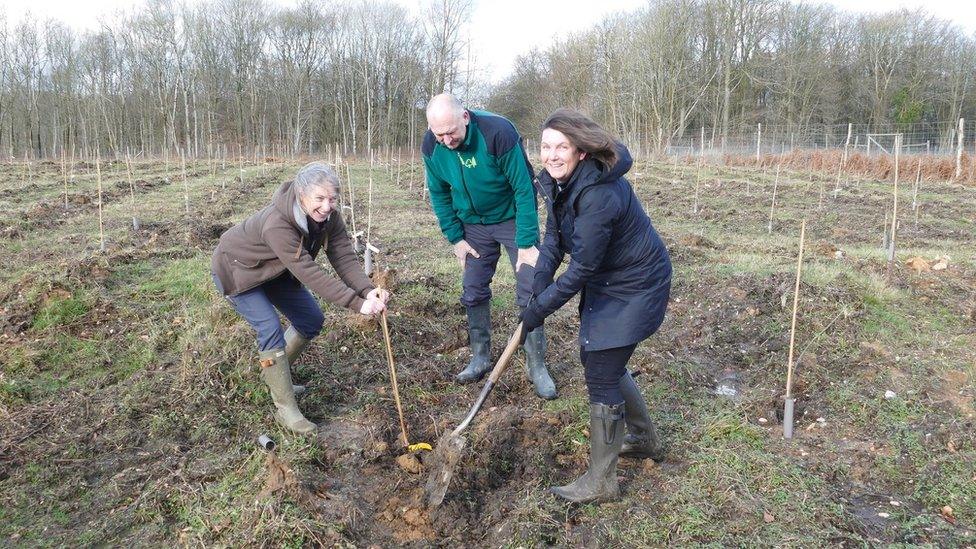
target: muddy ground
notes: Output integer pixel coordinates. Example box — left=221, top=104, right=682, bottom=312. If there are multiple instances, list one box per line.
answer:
left=1, top=153, right=974, bottom=546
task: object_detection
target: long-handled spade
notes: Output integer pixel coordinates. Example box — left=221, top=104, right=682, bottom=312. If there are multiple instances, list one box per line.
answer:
left=425, top=322, right=525, bottom=508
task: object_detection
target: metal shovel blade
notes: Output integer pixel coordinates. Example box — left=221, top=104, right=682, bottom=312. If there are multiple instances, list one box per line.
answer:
left=424, top=431, right=467, bottom=508
left=423, top=324, right=523, bottom=508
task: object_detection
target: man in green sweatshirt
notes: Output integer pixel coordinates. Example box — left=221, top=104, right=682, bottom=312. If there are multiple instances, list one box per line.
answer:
left=422, top=93, right=556, bottom=400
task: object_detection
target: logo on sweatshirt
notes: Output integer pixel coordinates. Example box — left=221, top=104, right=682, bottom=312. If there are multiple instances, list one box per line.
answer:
left=457, top=152, right=478, bottom=169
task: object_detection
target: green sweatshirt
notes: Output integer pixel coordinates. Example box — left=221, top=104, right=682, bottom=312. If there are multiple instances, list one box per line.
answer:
left=422, top=109, right=539, bottom=248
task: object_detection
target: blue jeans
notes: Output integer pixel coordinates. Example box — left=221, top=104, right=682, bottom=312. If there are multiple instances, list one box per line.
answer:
left=461, top=219, right=536, bottom=308
left=213, top=273, right=325, bottom=352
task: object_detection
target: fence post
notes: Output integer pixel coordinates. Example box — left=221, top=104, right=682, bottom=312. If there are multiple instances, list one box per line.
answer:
left=756, top=123, right=762, bottom=161
left=843, top=123, right=852, bottom=165
left=956, top=118, right=965, bottom=179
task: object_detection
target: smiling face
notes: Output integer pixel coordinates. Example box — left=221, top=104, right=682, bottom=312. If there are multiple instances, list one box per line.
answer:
left=299, top=184, right=338, bottom=223
left=540, top=128, right=586, bottom=183
left=428, top=109, right=469, bottom=150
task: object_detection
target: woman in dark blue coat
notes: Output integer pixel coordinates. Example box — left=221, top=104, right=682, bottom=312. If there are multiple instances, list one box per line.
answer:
left=520, top=108, right=672, bottom=503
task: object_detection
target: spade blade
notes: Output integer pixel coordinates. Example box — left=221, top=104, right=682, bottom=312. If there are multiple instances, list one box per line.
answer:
left=424, top=431, right=467, bottom=508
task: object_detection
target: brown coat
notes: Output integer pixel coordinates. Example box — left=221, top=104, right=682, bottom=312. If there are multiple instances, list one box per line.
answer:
left=211, top=180, right=372, bottom=312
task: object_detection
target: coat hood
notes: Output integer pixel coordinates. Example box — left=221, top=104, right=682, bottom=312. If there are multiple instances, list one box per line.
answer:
left=601, top=142, right=633, bottom=184
left=271, top=180, right=311, bottom=235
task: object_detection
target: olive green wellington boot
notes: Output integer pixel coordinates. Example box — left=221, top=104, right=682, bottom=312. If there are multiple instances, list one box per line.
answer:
left=259, top=349, right=317, bottom=434
left=619, top=370, right=665, bottom=460
left=456, top=303, right=492, bottom=384
left=550, top=402, right=626, bottom=503
left=284, top=326, right=309, bottom=396
left=523, top=326, right=557, bottom=400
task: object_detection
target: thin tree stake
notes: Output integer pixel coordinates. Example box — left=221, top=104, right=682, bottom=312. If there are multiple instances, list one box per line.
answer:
left=911, top=159, right=921, bottom=211
left=380, top=310, right=410, bottom=448
left=239, top=143, right=244, bottom=186
left=785, top=218, right=806, bottom=399
left=768, top=163, right=781, bottom=234
left=347, top=160, right=357, bottom=237
left=61, top=148, right=69, bottom=208
left=125, top=152, right=139, bottom=230
left=95, top=155, right=106, bottom=252
left=832, top=155, right=843, bottom=199
left=366, top=164, right=374, bottom=244
left=886, top=135, right=901, bottom=279
left=692, top=157, right=702, bottom=214
left=181, top=149, right=190, bottom=214
left=783, top=218, right=806, bottom=440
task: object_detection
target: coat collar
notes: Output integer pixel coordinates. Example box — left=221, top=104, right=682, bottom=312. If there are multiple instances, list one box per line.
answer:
left=272, top=179, right=330, bottom=236
left=292, top=198, right=309, bottom=235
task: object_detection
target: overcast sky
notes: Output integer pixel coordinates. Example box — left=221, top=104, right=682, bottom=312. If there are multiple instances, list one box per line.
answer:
left=3, top=0, right=975, bottom=83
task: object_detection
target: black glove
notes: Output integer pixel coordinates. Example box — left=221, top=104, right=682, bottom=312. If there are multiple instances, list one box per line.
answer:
left=519, top=297, right=546, bottom=343
left=532, top=269, right=552, bottom=297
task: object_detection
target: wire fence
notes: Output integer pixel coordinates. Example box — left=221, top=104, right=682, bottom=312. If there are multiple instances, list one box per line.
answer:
left=658, top=119, right=976, bottom=161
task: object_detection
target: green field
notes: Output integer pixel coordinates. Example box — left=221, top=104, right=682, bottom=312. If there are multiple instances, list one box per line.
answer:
left=1, top=153, right=973, bottom=546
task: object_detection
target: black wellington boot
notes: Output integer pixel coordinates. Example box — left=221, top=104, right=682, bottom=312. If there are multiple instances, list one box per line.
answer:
left=619, top=371, right=665, bottom=460
left=550, top=402, right=625, bottom=503
left=456, top=302, right=492, bottom=384
left=523, top=325, right=557, bottom=399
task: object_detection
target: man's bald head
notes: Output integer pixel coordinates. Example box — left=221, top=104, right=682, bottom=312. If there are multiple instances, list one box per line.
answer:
left=427, top=93, right=469, bottom=149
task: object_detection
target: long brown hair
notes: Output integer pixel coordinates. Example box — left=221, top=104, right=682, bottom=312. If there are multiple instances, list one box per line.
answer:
left=541, top=108, right=619, bottom=169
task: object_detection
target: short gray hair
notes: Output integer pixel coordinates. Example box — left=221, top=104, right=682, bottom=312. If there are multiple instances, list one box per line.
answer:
left=294, top=161, right=340, bottom=196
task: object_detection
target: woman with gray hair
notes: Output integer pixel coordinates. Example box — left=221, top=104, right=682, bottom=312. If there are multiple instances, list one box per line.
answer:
left=211, top=161, right=389, bottom=434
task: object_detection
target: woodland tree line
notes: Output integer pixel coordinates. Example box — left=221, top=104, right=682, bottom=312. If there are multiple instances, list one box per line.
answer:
left=2, top=0, right=974, bottom=160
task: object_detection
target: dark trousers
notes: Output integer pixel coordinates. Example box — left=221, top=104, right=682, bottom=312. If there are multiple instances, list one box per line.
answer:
left=580, top=343, right=638, bottom=405
left=461, top=220, right=535, bottom=308
left=213, top=273, right=325, bottom=352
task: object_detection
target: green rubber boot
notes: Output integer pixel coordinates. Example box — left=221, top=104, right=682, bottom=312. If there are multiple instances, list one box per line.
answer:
left=259, top=348, right=316, bottom=434
left=284, top=326, right=309, bottom=396
left=523, top=326, right=557, bottom=399
left=619, top=371, right=665, bottom=460
left=550, top=402, right=625, bottom=503
left=456, top=303, right=492, bottom=384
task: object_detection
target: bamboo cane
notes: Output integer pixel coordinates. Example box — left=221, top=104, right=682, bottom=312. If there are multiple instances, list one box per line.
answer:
left=95, top=154, right=106, bottom=252
left=783, top=218, right=806, bottom=439
left=886, top=135, right=901, bottom=280
left=768, top=163, right=781, bottom=234
left=376, top=273, right=430, bottom=454
left=692, top=156, right=702, bottom=214
left=380, top=310, right=410, bottom=448
left=125, top=152, right=140, bottom=231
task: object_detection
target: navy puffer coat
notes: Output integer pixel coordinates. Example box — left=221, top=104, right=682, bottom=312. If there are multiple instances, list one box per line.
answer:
left=532, top=144, right=671, bottom=351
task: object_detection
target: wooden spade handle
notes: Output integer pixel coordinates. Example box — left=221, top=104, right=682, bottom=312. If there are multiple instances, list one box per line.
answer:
left=487, top=322, right=524, bottom=384
left=451, top=323, right=525, bottom=435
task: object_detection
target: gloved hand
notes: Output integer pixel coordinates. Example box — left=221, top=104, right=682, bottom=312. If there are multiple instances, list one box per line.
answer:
left=532, top=269, right=552, bottom=297
left=518, top=297, right=546, bottom=343
left=366, top=287, right=391, bottom=304
left=359, top=295, right=386, bottom=315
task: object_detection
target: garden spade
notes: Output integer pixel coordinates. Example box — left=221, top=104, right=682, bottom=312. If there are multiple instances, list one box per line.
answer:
left=425, top=323, right=525, bottom=508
